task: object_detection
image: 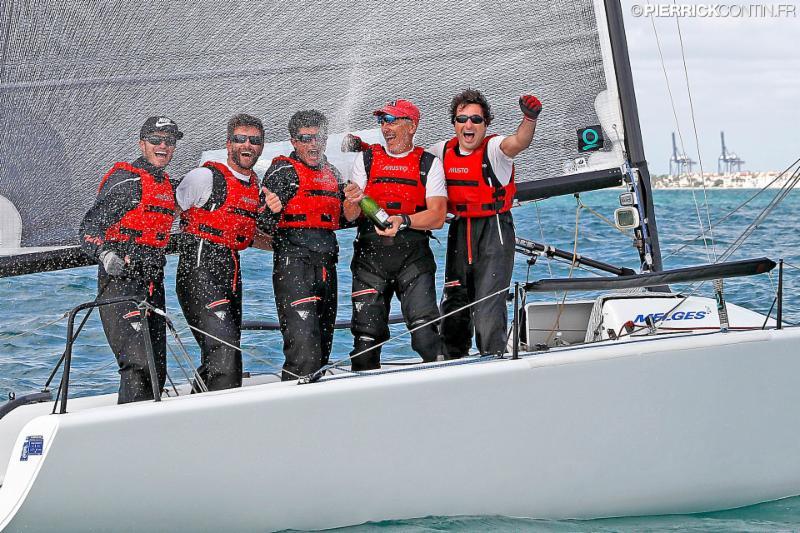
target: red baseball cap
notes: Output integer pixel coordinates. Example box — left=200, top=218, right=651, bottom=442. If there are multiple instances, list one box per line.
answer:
left=373, top=98, right=420, bottom=124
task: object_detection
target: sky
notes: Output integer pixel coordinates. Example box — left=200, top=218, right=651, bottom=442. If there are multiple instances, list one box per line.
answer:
left=620, top=0, right=799, bottom=174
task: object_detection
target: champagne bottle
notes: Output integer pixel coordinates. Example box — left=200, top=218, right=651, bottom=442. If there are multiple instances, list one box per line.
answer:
left=359, top=195, right=391, bottom=230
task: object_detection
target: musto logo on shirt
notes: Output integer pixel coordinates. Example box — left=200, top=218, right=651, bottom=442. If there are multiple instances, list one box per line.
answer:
left=383, top=165, right=409, bottom=172
left=634, top=310, right=708, bottom=323
left=447, top=167, right=469, bottom=174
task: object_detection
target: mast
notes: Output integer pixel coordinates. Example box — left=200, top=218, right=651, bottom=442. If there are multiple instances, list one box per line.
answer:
left=604, top=0, right=664, bottom=272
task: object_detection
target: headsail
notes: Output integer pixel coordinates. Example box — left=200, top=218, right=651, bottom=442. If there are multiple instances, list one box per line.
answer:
left=1, top=0, right=643, bottom=273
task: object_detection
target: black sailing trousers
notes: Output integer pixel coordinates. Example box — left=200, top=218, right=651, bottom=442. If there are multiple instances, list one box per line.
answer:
left=98, top=267, right=167, bottom=404
left=273, top=252, right=338, bottom=381
left=176, top=238, right=243, bottom=392
left=440, top=212, right=516, bottom=357
left=349, top=237, right=441, bottom=371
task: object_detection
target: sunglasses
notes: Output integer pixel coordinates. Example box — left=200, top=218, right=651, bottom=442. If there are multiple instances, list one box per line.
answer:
left=454, top=114, right=485, bottom=124
left=377, top=114, right=411, bottom=125
left=229, top=134, right=264, bottom=145
left=293, top=133, right=326, bottom=143
left=144, top=135, right=177, bottom=146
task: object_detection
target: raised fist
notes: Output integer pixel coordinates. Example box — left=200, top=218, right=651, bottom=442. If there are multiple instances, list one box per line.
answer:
left=519, top=95, right=542, bottom=121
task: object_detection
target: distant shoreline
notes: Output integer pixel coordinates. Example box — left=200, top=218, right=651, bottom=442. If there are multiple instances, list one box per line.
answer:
left=650, top=171, right=790, bottom=189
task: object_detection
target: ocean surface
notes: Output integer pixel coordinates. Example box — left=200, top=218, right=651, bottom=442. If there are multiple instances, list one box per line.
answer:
left=2, top=188, right=799, bottom=531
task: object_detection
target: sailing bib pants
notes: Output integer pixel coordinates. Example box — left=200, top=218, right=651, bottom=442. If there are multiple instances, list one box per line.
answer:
left=273, top=252, right=338, bottom=381
left=98, top=266, right=167, bottom=404
left=176, top=237, right=243, bottom=391
left=350, top=237, right=441, bottom=371
left=441, top=212, right=516, bottom=357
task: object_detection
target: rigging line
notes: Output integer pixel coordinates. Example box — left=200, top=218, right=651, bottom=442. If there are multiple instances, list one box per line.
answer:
left=307, top=284, right=514, bottom=379
left=140, top=303, right=288, bottom=380
left=720, top=167, right=800, bottom=260
left=532, top=199, right=560, bottom=302
left=647, top=0, right=711, bottom=262
left=533, top=200, right=555, bottom=279
left=576, top=198, right=633, bottom=237
left=545, top=199, right=583, bottom=345
left=164, top=322, right=208, bottom=393
left=647, top=1, right=692, bottom=172
left=68, top=359, right=116, bottom=381
left=165, top=341, right=196, bottom=394
left=163, top=318, right=208, bottom=393
left=720, top=168, right=800, bottom=262
left=674, top=2, right=717, bottom=262
left=0, top=312, right=68, bottom=340
left=663, top=157, right=800, bottom=260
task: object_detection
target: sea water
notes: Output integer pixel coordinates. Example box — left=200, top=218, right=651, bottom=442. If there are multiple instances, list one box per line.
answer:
left=1, top=189, right=799, bottom=531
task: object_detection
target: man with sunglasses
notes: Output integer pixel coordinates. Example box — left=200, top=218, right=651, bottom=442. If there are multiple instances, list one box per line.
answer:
left=258, top=110, right=350, bottom=381
left=343, top=99, right=447, bottom=371
left=429, top=89, right=541, bottom=359
left=175, top=113, right=264, bottom=391
left=79, top=115, right=181, bottom=403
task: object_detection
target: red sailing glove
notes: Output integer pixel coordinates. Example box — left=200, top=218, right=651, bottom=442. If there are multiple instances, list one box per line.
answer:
left=341, top=134, right=369, bottom=152
left=519, top=95, right=542, bottom=121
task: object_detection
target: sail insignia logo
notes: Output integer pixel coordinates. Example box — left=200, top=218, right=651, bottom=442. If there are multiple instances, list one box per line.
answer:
left=20, top=435, right=44, bottom=461
left=577, top=125, right=604, bottom=152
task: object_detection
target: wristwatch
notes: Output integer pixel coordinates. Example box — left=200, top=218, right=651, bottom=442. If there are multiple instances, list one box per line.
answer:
left=398, top=214, right=411, bottom=231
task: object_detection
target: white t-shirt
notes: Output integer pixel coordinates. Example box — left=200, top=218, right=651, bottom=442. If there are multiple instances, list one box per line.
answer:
left=349, top=147, right=447, bottom=198
left=427, top=135, right=514, bottom=186
left=176, top=163, right=253, bottom=210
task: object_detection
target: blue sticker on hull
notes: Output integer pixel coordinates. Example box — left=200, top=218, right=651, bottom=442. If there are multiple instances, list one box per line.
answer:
left=20, top=435, right=44, bottom=461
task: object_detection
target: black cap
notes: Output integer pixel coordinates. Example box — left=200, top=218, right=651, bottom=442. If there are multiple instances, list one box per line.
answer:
left=140, top=116, right=183, bottom=140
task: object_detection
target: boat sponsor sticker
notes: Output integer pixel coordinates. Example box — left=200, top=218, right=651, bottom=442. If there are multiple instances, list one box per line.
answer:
left=634, top=310, right=708, bottom=323
left=19, top=435, right=44, bottom=461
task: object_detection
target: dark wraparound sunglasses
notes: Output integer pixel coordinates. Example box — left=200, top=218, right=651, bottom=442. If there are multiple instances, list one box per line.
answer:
left=454, top=114, right=485, bottom=124
left=377, top=114, right=411, bottom=125
left=229, top=134, right=264, bottom=145
left=144, top=135, right=177, bottom=146
left=293, top=133, right=326, bottom=143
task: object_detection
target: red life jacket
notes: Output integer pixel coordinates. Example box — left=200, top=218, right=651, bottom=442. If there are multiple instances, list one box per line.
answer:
left=100, top=162, right=175, bottom=248
left=441, top=135, right=516, bottom=217
left=274, top=156, right=341, bottom=230
left=181, top=161, right=259, bottom=251
left=363, top=145, right=431, bottom=216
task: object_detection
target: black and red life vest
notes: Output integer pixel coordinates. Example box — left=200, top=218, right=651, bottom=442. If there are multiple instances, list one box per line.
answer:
left=363, top=145, right=432, bottom=216
left=100, top=162, right=175, bottom=248
left=441, top=135, right=516, bottom=217
left=181, top=161, right=259, bottom=251
left=274, top=156, right=341, bottom=231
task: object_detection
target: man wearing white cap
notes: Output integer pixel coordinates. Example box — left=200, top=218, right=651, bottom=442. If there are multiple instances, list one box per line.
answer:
left=343, top=98, right=447, bottom=370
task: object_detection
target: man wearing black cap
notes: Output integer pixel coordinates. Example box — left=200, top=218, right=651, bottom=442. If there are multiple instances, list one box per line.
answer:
left=80, top=115, right=182, bottom=404
left=343, top=99, right=447, bottom=371
left=175, top=113, right=264, bottom=391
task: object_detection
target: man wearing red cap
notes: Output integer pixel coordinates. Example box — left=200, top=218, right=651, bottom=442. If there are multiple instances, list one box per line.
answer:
left=429, top=89, right=541, bottom=358
left=80, top=115, right=181, bottom=403
left=343, top=98, right=447, bottom=370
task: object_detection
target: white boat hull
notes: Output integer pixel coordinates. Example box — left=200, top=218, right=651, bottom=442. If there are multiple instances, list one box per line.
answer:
left=2, top=327, right=800, bottom=532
